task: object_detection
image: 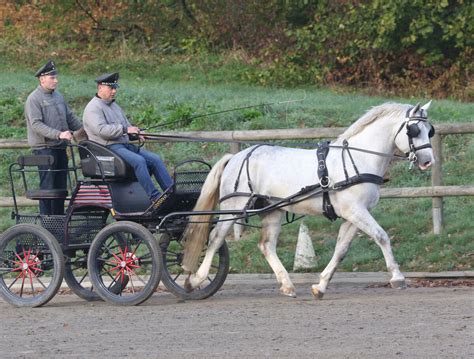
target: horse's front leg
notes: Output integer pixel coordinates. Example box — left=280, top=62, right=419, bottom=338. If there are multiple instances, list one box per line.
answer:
left=259, top=211, right=296, bottom=297
left=185, top=218, right=233, bottom=291
left=346, top=208, right=406, bottom=288
left=312, top=220, right=358, bottom=299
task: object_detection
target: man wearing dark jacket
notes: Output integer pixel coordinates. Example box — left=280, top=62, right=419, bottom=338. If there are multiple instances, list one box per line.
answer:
left=25, top=60, right=83, bottom=215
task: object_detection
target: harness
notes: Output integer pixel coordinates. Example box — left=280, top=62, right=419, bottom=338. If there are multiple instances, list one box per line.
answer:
left=219, top=105, right=435, bottom=223
left=220, top=141, right=384, bottom=222
left=394, top=107, right=435, bottom=167
left=316, top=140, right=385, bottom=221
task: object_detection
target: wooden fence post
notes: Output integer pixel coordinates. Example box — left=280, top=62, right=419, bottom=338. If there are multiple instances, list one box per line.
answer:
left=431, top=133, right=443, bottom=234
left=230, top=142, right=241, bottom=154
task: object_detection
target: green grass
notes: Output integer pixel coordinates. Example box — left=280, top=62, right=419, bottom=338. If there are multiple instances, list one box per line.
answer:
left=0, top=61, right=472, bottom=273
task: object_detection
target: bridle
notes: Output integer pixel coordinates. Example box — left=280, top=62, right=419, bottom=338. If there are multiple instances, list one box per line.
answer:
left=394, top=106, right=435, bottom=166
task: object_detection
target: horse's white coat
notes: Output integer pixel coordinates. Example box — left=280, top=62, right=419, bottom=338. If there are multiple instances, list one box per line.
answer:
left=183, top=102, right=435, bottom=298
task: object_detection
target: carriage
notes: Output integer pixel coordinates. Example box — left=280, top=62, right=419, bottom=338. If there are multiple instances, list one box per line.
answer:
left=0, top=140, right=229, bottom=307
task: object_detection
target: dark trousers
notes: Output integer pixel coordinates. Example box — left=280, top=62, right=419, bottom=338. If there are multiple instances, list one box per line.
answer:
left=32, top=148, right=68, bottom=215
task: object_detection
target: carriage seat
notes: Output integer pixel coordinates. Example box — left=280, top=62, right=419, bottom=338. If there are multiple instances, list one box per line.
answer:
left=78, top=140, right=136, bottom=180
left=17, top=155, right=68, bottom=199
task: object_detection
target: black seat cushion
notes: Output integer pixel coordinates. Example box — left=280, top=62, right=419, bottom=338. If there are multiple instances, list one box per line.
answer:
left=78, top=140, right=136, bottom=180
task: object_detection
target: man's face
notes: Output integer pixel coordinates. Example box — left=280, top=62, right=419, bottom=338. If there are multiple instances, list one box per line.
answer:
left=98, top=84, right=117, bottom=101
left=39, top=75, right=58, bottom=91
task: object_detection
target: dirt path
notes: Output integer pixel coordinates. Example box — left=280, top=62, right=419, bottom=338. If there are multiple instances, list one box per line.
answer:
left=1, top=274, right=472, bottom=358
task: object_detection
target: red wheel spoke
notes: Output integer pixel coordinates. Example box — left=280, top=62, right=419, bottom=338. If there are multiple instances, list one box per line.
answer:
left=29, top=266, right=43, bottom=273
left=126, top=263, right=140, bottom=269
left=13, top=250, right=24, bottom=263
left=105, top=263, right=121, bottom=274
left=26, top=247, right=32, bottom=261
left=110, top=251, right=123, bottom=263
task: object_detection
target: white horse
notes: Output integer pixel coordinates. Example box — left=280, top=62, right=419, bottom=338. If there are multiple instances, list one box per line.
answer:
left=182, top=102, right=435, bottom=299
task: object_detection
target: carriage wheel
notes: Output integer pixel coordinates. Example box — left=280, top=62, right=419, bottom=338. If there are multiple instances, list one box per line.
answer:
left=64, top=233, right=127, bottom=301
left=0, top=224, right=64, bottom=307
left=64, top=248, right=101, bottom=301
left=160, top=233, right=229, bottom=300
left=87, top=221, right=162, bottom=306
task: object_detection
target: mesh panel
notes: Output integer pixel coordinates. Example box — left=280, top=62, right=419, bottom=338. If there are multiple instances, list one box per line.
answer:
left=174, top=170, right=209, bottom=193
left=16, top=215, right=65, bottom=242
left=67, top=211, right=108, bottom=244
left=10, top=232, right=46, bottom=252
left=16, top=211, right=108, bottom=244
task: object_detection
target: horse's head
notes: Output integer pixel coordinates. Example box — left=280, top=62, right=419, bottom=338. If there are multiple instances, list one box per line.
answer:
left=394, top=101, right=435, bottom=170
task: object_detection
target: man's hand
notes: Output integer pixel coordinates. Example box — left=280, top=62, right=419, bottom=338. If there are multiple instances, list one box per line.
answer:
left=59, top=131, right=73, bottom=141
left=127, top=126, right=140, bottom=134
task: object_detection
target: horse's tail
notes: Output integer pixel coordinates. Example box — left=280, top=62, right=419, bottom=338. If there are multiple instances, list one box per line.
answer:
left=181, top=153, right=234, bottom=272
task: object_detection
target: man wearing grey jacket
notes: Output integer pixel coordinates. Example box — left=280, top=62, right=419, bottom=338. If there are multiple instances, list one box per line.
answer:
left=83, top=72, right=173, bottom=211
left=25, top=60, right=83, bottom=215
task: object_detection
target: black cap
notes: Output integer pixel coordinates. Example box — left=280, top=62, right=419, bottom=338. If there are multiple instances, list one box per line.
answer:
left=95, top=72, right=120, bottom=88
left=35, top=60, right=58, bottom=77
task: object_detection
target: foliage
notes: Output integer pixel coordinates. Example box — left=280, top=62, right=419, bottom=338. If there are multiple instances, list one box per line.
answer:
left=0, top=0, right=472, bottom=100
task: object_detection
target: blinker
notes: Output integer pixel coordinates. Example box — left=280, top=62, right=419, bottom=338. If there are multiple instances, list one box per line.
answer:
left=406, top=122, right=435, bottom=138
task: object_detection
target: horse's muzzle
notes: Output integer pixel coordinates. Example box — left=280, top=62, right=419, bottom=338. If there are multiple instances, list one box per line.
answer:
left=418, top=161, right=432, bottom=170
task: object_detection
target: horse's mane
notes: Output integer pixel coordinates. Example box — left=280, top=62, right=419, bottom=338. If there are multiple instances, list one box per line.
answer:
left=337, top=103, right=409, bottom=141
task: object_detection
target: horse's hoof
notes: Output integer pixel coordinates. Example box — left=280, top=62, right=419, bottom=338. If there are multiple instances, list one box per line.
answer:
left=280, top=287, right=297, bottom=298
left=311, top=285, right=324, bottom=300
left=390, top=279, right=407, bottom=289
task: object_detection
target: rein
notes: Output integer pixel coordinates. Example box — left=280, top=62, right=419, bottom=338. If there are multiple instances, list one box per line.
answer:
left=142, top=132, right=325, bottom=149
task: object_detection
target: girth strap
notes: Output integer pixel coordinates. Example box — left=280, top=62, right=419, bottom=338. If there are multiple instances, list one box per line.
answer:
left=316, top=141, right=338, bottom=221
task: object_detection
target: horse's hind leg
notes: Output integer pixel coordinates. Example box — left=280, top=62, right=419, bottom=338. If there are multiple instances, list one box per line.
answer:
left=312, top=220, right=358, bottom=299
left=346, top=208, right=406, bottom=288
left=185, top=216, right=234, bottom=290
left=259, top=211, right=296, bottom=297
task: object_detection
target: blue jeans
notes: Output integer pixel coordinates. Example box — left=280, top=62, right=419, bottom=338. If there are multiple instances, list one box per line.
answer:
left=107, top=143, right=173, bottom=200
left=32, top=148, right=68, bottom=215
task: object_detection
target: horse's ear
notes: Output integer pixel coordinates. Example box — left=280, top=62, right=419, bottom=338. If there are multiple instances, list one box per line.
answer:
left=408, top=103, right=420, bottom=117
left=421, top=100, right=432, bottom=111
